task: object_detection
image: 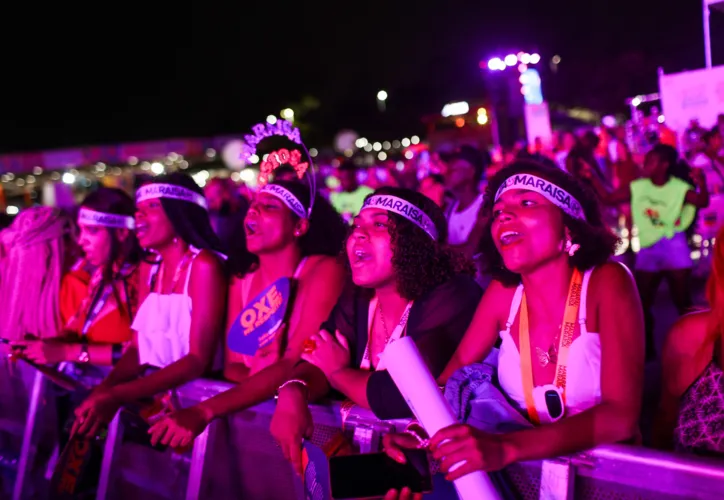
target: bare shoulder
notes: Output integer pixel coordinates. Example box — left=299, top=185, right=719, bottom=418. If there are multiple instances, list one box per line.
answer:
left=590, top=261, right=636, bottom=292
left=664, top=310, right=713, bottom=357
left=301, top=255, right=346, bottom=281
left=481, top=279, right=519, bottom=326
left=192, top=249, right=225, bottom=274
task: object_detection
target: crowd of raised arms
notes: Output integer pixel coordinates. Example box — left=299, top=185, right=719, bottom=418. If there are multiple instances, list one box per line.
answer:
left=1, top=129, right=723, bottom=499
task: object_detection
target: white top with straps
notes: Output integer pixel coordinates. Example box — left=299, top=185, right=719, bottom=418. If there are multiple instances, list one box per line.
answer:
left=133, top=246, right=203, bottom=368
left=497, top=268, right=602, bottom=423
left=447, top=194, right=484, bottom=246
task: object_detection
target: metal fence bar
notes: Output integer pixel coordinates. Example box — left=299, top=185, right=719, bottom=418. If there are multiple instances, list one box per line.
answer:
left=12, top=370, right=45, bottom=500
left=96, top=412, right=123, bottom=500
left=185, top=420, right=213, bottom=500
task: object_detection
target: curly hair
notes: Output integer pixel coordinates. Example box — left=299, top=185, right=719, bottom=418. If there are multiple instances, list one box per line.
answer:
left=480, top=160, right=620, bottom=286
left=229, top=180, right=348, bottom=277
left=358, top=187, right=476, bottom=300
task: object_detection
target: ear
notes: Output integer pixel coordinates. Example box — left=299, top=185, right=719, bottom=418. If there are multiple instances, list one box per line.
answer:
left=294, top=218, right=310, bottom=238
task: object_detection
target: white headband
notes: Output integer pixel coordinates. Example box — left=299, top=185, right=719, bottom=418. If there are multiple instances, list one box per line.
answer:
left=136, top=183, right=208, bottom=210
left=494, top=173, right=586, bottom=221
left=259, top=184, right=309, bottom=219
left=361, top=195, right=438, bottom=240
left=78, top=208, right=135, bottom=230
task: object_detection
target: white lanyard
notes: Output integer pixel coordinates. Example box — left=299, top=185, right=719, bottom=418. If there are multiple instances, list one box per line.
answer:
left=360, top=297, right=413, bottom=371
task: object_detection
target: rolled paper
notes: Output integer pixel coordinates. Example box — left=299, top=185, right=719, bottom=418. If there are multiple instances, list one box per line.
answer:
left=382, top=337, right=501, bottom=500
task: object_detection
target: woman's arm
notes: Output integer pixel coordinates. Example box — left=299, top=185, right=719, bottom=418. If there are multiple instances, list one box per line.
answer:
left=223, top=277, right=250, bottom=383
left=438, top=280, right=508, bottom=384
left=194, top=258, right=346, bottom=419
left=501, top=263, right=644, bottom=463
left=684, top=168, right=710, bottom=208
left=653, top=311, right=712, bottom=449
left=111, top=252, right=227, bottom=403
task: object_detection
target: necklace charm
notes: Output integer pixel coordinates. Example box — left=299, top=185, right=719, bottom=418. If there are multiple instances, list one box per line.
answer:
left=536, top=346, right=558, bottom=367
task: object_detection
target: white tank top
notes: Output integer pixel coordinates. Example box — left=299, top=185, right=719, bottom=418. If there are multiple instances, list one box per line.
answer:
left=447, top=194, right=484, bottom=246
left=133, top=247, right=222, bottom=369
left=497, top=268, right=602, bottom=423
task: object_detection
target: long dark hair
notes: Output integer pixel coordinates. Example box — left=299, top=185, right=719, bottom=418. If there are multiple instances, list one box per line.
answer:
left=229, top=180, right=347, bottom=277
left=80, top=187, right=141, bottom=283
left=150, top=173, right=225, bottom=255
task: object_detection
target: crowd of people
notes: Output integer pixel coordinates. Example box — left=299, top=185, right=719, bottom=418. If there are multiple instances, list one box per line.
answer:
left=0, top=119, right=723, bottom=499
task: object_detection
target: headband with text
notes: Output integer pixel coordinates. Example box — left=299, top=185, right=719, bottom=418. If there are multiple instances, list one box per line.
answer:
left=494, top=173, right=586, bottom=221
left=136, top=183, right=208, bottom=211
left=361, top=195, right=439, bottom=240
left=259, top=184, right=308, bottom=219
left=78, top=208, right=135, bottom=230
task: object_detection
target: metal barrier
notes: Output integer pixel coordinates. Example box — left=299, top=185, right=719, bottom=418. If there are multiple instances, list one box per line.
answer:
left=6, top=374, right=724, bottom=499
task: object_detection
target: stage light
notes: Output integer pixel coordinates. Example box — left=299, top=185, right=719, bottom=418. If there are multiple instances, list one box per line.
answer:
left=62, top=173, right=76, bottom=184
left=377, top=90, right=388, bottom=101
left=455, top=118, right=465, bottom=128
left=477, top=114, right=489, bottom=125
left=401, top=138, right=411, bottom=147
left=378, top=152, right=387, bottom=161
left=6, top=206, right=18, bottom=215
left=411, top=136, right=420, bottom=144
left=373, top=142, right=382, bottom=151
left=488, top=57, right=504, bottom=71
left=552, top=55, right=561, bottom=65
left=441, top=101, right=470, bottom=117
left=631, top=97, right=642, bottom=107
left=520, top=53, right=531, bottom=65
left=151, top=162, right=164, bottom=175
left=505, top=54, right=517, bottom=66
left=530, top=53, right=541, bottom=64
left=309, top=148, right=318, bottom=157
left=355, top=138, right=368, bottom=148
left=249, top=154, right=260, bottom=164
left=658, top=115, right=665, bottom=124
left=404, top=150, right=414, bottom=159
left=266, top=115, right=277, bottom=125
left=281, top=108, right=294, bottom=120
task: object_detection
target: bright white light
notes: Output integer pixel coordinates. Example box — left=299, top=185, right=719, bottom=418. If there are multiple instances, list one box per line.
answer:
left=373, top=142, right=382, bottom=151
left=128, top=156, right=138, bottom=166
left=602, top=115, right=617, bottom=128
left=240, top=169, right=255, bottom=183
left=382, top=141, right=391, bottom=150
left=441, top=101, right=470, bottom=117
left=6, top=206, right=19, bottom=215
left=401, top=138, right=411, bottom=147
left=206, top=148, right=216, bottom=158
left=552, top=55, right=561, bottom=65
left=167, top=153, right=178, bottom=161
left=364, top=144, right=373, bottom=152
left=411, top=136, right=420, bottom=145
left=378, top=152, right=387, bottom=161
left=151, top=162, right=164, bottom=175
left=530, top=53, right=541, bottom=64
left=505, top=54, right=517, bottom=66
left=377, top=90, right=388, bottom=101
left=477, top=114, right=489, bottom=125
left=631, top=97, right=642, bottom=107
left=62, top=173, right=76, bottom=184
left=266, top=115, right=277, bottom=125
left=281, top=108, right=294, bottom=120
left=179, top=160, right=189, bottom=169
left=249, top=154, right=259, bottom=164
left=309, top=148, right=319, bottom=158
left=404, top=150, right=414, bottom=160
left=355, top=138, right=368, bottom=148
left=192, top=172, right=207, bottom=188
left=657, top=115, right=665, bottom=124
left=520, top=53, right=531, bottom=65
left=263, top=154, right=269, bottom=161
left=231, top=172, right=241, bottom=182
left=32, top=166, right=43, bottom=175
left=487, top=57, right=504, bottom=71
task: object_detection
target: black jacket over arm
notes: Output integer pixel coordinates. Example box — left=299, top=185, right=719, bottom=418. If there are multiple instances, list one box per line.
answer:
left=322, top=274, right=482, bottom=420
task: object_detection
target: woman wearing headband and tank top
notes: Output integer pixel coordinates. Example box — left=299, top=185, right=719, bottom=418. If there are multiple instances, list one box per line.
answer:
left=147, top=175, right=348, bottom=448
left=383, top=161, right=644, bottom=489
left=72, top=173, right=227, bottom=437
left=270, top=187, right=482, bottom=474
left=11, top=188, right=140, bottom=365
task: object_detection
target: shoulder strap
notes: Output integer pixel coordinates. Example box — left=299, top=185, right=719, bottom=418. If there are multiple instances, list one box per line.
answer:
left=505, top=285, right=525, bottom=331
left=183, top=246, right=203, bottom=295
left=293, top=257, right=309, bottom=279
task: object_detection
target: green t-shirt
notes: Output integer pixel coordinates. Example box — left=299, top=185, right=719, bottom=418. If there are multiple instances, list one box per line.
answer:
left=630, top=177, right=696, bottom=248
left=330, top=186, right=374, bottom=223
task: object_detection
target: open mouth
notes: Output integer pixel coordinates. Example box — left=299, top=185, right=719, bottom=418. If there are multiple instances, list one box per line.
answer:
left=351, top=247, right=372, bottom=267
left=499, top=230, right=523, bottom=247
left=136, top=222, right=149, bottom=239
left=245, top=220, right=259, bottom=237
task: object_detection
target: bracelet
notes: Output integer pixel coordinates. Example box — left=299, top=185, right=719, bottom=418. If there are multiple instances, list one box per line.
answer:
left=275, top=379, right=308, bottom=400
left=403, top=421, right=430, bottom=448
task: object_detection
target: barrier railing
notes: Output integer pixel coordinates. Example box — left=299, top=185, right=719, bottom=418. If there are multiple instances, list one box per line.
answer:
left=5, top=371, right=724, bottom=499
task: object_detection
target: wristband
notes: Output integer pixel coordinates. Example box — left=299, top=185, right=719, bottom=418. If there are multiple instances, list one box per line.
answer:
left=78, top=338, right=90, bottom=364
left=275, top=379, right=308, bottom=400
left=403, top=421, right=430, bottom=448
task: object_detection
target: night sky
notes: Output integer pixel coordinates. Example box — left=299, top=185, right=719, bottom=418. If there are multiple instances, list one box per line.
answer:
left=0, top=1, right=720, bottom=153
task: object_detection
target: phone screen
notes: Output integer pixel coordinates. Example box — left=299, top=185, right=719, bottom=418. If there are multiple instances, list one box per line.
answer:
left=329, top=450, right=432, bottom=499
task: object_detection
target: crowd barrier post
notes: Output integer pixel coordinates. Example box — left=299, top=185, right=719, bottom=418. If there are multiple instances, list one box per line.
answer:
left=96, top=411, right=123, bottom=500
left=12, top=370, right=46, bottom=500
left=184, top=419, right=216, bottom=500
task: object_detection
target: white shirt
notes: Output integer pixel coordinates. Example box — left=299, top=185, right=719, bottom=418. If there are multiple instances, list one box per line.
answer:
left=447, top=194, right=484, bottom=246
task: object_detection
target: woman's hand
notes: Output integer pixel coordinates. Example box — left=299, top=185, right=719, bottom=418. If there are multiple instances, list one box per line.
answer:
left=270, top=384, right=313, bottom=476
left=429, top=424, right=515, bottom=480
left=148, top=404, right=214, bottom=448
left=301, top=330, right=350, bottom=379
left=72, top=386, right=122, bottom=437
left=382, top=432, right=426, bottom=464
left=11, top=339, right=71, bottom=365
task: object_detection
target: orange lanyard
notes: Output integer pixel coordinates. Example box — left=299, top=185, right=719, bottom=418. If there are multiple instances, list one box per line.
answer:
left=519, top=268, right=583, bottom=425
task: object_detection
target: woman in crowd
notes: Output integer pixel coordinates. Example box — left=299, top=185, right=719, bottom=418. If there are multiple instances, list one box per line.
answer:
left=0, top=207, right=75, bottom=343
left=270, top=187, right=482, bottom=474
left=383, top=161, right=644, bottom=498
left=147, top=178, right=348, bottom=447
left=654, top=224, right=724, bottom=456
left=72, top=173, right=227, bottom=437
left=12, top=188, right=140, bottom=365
